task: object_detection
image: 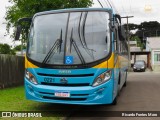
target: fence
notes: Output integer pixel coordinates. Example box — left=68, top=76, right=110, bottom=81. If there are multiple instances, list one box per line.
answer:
left=0, top=54, right=25, bottom=89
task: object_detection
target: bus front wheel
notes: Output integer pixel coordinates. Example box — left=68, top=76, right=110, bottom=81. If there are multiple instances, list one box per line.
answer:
left=111, top=97, right=117, bottom=105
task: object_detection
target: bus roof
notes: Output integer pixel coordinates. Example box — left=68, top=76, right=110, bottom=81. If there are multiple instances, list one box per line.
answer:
left=33, top=8, right=113, bottom=18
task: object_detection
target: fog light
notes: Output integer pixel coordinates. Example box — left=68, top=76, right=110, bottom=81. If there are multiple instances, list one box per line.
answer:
left=95, top=87, right=105, bottom=94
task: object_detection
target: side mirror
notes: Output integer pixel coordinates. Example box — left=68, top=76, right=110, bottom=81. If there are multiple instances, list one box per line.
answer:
left=118, top=26, right=126, bottom=41
left=14, top=17, right=32, bottom=40
left=114, top=14, right=126, bottom=41
left=15, top=25, right=22, bottom=40
left=115, top=14, right=121, bottom=24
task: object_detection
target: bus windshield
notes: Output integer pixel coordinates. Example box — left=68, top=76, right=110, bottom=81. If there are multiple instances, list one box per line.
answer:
left=28, top=11, right=111, bottom=65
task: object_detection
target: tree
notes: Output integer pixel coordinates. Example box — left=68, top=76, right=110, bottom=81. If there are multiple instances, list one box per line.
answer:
left=135, top=21, right=160, bottom=39
left=123, top=21, right=160, bottom=50
left=131, top=36, right=144, bottom=51
left=13, top=45, right=26, bottom=51
left=138, top=21, right=160, bottom=31
left=5, top=0, right=93, bottom=42
left=123, top=21, right=160, bottom=38
left=0, top=44, right=15, bottom=55
left=123, top=23, right=138, bottom=31
left=0, top=44, right=10, bottom=54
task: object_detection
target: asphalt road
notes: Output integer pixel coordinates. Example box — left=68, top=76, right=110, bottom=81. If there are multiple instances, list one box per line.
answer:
left=35, top=71, right=160, bottom=120
left=61, top=71, right=160, bottom=120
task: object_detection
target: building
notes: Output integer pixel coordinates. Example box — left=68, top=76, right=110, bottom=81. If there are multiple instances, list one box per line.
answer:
left=130, top=41, right=141, bottom=52
left=130, top=40, right=151, bottom=69
left=146, top=37, right=160, bottom=71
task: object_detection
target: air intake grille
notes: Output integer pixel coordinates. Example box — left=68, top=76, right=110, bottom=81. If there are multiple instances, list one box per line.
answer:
left=42, top=96, right=87, bottom=101
left=41, top=82, right=90, bottom=87
left=37, top=73, right=94, bottom=77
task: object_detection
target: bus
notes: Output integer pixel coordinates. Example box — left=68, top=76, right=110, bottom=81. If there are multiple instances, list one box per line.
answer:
left=15, top=8, right=129, bottom=105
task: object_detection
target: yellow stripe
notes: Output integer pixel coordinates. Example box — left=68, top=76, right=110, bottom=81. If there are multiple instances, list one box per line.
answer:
left=93, top=53, right=114, bottom=68
left=25, top=56, right=38, bottom=68
left=25, top=53, right=128, bottom=69
left=93, top=53, right=128, bottom=69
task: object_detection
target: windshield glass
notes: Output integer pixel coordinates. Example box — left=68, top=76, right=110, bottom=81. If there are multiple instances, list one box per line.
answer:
left=28, top=11, right=111, bottom=65
left=135, top=61, right=145, bottom=65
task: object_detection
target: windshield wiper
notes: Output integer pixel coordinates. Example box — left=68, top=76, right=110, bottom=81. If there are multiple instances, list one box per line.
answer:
left=81, top=12, right=88, bottom=47
left=78, top=12, right=83, bottom=46
left=78, top=12, right=96, bottom=59
left=59, top=29, right=63, bottom=53
left=42, top=29, right=63, bottom=64
left=70, top=28, right=85, bottom=64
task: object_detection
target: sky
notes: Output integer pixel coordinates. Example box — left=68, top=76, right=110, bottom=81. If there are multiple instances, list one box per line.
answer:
left=93, top=0, right=160, bottom=24
left=0, top=0, right=160, bottom=44
left=0, top=0, right=13, bottom=44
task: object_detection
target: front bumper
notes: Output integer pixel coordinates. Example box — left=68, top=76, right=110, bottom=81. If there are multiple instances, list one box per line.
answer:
left=25, top=78, right=114, bottom=105
left=133, top=68, right=145, bottom=72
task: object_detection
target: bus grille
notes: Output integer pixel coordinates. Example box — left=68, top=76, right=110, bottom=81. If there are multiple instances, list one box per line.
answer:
left=41, top=82, right=90, bottom=87
left=37, top=73, right=94, bottom=77
left=42, top=96, right=87, bottom=101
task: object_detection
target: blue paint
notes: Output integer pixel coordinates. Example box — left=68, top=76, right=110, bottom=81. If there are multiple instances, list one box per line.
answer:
left=25, top=77, right=113, bottom=105
left=25, top=67, right=114, bottom=105
left=27, top=68, right=108, bottom=85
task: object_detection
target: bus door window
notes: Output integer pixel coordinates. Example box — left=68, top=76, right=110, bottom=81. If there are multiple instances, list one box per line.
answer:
left=114, top=28, right=119, bottom=68
left=114, top=28, right=118, bottom=53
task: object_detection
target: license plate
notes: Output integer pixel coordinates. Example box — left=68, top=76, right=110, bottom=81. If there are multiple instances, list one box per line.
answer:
left=55, top=92, right=70, bottom=97
left=137, top=69, right=140, bottom=70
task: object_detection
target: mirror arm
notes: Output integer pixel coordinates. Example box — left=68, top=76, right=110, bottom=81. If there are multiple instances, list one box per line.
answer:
left=114, top=14, right=121, bottom=25
left=17, top=17, right=32, bottom=24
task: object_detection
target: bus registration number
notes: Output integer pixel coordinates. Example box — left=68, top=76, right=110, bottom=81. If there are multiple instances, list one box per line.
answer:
left=55, top=92, right=70, bottom=97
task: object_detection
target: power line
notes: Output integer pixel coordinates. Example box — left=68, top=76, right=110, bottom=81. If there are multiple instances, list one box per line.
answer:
left=97, top=0, right=103, bottom=8
left=106, top=0, right=112, bottom=8
left=107, top=0, right=119, bottom=13
left=129, top=0, right=133, bottom=15
left=104, top=0, right=110, bottom=8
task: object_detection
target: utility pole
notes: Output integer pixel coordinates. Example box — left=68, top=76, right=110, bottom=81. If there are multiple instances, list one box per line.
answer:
left=121, top=16, right=134, bottom=71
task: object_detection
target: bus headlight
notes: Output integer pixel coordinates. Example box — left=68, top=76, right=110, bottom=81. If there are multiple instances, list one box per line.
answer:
left=92, top=70, right=112, bottom=87
left=25, top=70, right=38, bottom=85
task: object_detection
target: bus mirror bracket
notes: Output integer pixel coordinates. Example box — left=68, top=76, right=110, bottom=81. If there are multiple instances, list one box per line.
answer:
left=109, top=23, right=115, bottom=32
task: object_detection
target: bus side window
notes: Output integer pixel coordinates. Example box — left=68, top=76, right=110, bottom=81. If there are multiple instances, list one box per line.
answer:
left=114, top=29, right=118, bottom=52
left=124, top=41, right=128, bottom=55
left=120, top=41, right=128, bottom=55
left=119, top=42, right=122, bottom=54
left=117, top=25, right=127, bottom=55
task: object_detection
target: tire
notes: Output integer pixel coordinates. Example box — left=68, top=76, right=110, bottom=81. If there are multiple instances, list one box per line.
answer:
left=111, top=97, right=117, bottom=105
left=123, top=71, right=127, bottom=87
left=117, top=84, right=120, bottom=96
left=124, top=81, right=127, bottom=87
left=111, top=74, right=120, bottom=105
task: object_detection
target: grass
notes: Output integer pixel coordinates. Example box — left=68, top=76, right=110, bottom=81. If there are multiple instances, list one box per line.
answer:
left=0, top=86, right=41, bottom=111
left=0, top=86, right=62, bottom=120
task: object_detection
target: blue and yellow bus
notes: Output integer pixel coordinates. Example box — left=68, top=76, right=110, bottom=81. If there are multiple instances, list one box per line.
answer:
left=16, top=8, right=129, bottom=105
